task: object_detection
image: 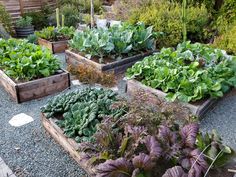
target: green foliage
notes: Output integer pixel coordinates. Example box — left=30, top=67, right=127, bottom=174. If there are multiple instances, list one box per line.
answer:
left=128, top=1, right=210, bottom=47
left=69, top=23, right=158, bottom=63
left=41, top=88, right=126, bottom=143
left=213, top=24, right=236, bottom=55
left=23, top=5, right=53, bottom=30
left=126, top=41, right=236, bottom=102
left=15, top=16, right=33, bottom=28
left=35, top=26, right=75, bottom=41
left=0, top=38, right=60, bottom=81
left=0, top=3, right=13, bottom=34
left=58, top=0, right=103, bottom=14
left=27, top=34, right=38, bottom=44
left=60, top=4, right=80, bottom=27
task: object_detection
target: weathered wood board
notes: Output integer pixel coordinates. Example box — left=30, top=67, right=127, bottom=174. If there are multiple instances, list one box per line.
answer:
left=126, top=79, right=218, bottom=118
left=65, top=50, right=154, bottom=74
left=0, top=69, right=70, bottom=103
left=41, top=113, right=96, bottom=176
left=38, top=38, right=68, bottom=54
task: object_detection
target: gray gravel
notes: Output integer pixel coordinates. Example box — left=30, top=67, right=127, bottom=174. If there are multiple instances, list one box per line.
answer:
left=0, top=54, right=87, bottom=177
left=0, top=53, right=235, bottom=177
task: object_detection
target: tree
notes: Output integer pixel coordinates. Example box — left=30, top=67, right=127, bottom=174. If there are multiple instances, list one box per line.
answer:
left=91, top=0, right=95, bottom=27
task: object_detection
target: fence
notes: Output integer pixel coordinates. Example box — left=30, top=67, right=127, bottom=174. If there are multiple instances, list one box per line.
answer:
left=0, top=0, right=57, bottom=22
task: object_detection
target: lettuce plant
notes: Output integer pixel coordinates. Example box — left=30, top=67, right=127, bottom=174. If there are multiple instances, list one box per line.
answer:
left=0, top=38, right=60, bottom=81
left=126, top=41, right=236, bottom=102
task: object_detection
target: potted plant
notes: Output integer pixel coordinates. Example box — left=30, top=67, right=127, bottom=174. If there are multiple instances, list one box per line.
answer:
left=15, top=16, right=34, bottom=38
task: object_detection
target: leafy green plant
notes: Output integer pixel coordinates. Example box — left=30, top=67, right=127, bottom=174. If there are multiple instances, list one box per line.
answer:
left=15, top=16, right=33, bottom=28
left=127, top=0, right=210, bottom=47
left=69, top=23, right=158, bottom=63
left=213, top=24, right=236, bottom=55
left=35, top=26, right=75, bottom=41
left=23, top=5, right=53, bottom=30
left=0, top=3, right=13, bottom=34
left=41, top=88, right=127, bottom=143
left=60, top=4, right=80, bottom=27
left=0, top=38, right=60, bottom=81
left=126, top=41, right=236, bottom=102
left=27, top=34, right=38, bottom=44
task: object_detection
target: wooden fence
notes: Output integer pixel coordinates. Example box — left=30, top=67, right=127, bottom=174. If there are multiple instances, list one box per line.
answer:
left=0, top=0, right=57, bottom=22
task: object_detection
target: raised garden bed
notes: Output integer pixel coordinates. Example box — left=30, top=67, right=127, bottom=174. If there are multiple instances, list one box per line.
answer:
left=41, top=113, right=96, bottom=176
left=126, top=79, right=217, bottom=118
left=0, top=69, right=70, bottom=103
left=38, top=38, right=68, bottom=54
left=65, top=49, right=154, bottom=74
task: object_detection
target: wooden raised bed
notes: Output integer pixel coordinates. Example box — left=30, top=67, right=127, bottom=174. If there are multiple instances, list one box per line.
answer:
left=126, top=79, right=218, bottom=118
left=38, top=38, right=68, bottom=54
left=65, top=49, right=154, bottom=74
left=0, top=69, right=70, bottom=103
left=41, top=113, right=96, bottom=176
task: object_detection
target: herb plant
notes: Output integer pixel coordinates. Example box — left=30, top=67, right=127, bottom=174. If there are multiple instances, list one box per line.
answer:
left=0, top=38, right=60, bottom=81
left=35, top=26, right=75, bottom=41
left=69, top=23, right=159, bottom=63
left=15, top=16, right=33, bottom=28
left=126, top=41, right=236, bottom=102
left=41, top=88, right=127, bottom=143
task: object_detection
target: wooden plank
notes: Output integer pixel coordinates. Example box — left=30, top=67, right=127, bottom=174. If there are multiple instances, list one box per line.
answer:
left=0, top=69, right=18, bottom=102
left=0, top=69, right=70, bottom=103
left=38, top=38, right=68, bottom=54
left=41, top=113, right=96, bottom=176
left=126, top=79, right=217, bottom=118
left=65, top=50, right=154, bottom=74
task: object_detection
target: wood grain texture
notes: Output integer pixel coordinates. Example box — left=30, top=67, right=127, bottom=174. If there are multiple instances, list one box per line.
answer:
left=126, top=79, right=217, bottom=118
left=0, top=69, right=70, bottom=103
left=65, top=50, right=154, bottom=74
left=41, top=113, right=96, bottom=177
left=38, top=38, right=68, bottom=54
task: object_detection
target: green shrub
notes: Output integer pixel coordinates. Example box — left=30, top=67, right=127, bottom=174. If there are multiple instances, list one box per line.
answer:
left=0, top=3, right=13, bottom=34
left=60, top=4, right=80, bottom=27
left=15, top=16, right=33, bottom=28
left=23, top=5, right=53, bottom=30
left=58, top=0, right=102, bottom=14
left=128, top=1, right=209, bottom=47
left=213, top=24, right=236, bottom=55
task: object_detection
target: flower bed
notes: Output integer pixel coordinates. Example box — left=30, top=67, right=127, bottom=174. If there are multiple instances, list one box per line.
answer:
left=0, top=39, right=70, bottom=103
left=126, top=42, right=236, bottom=117
left=36, top=26, right=75, bottom=53
left=66, top=23, right=159, bottom=75
left=41, top=88, right=235, bottom=177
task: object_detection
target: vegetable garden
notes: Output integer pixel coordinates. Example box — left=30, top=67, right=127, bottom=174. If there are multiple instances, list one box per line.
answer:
left=0, top=0, right=236, bottom=176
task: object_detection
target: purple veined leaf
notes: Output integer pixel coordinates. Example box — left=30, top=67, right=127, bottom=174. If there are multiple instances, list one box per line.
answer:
left=96, top=158, right=133, bottom=177
left=125, top=125, right=148, bottom=140
left=144, top=135, right=162, bottom=158
left=162, top=166, right=188, bottom=177
left=180, top=123, right=199, bottom=148
left=158, top=126, right=177, bottom=145
left=132, top=153, right=155, bottom=171
left=181, top=149, right=208, bottom=177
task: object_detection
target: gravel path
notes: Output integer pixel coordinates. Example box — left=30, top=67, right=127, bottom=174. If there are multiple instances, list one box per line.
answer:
left=0, top=54, right=235, bottom=177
